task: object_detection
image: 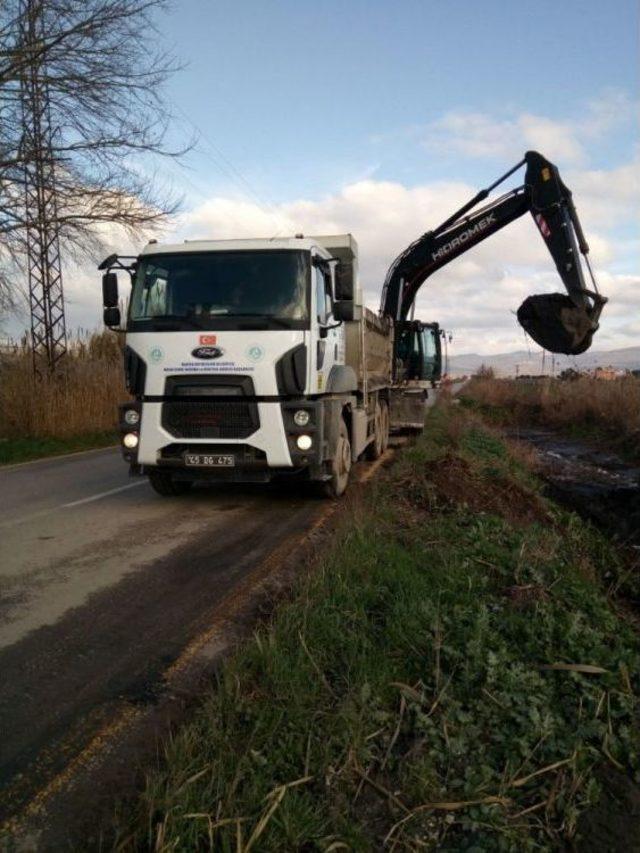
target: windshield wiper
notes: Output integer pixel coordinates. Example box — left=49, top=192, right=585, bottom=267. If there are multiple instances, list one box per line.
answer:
left=147, top=315, right=205, bottom=329
left=232, top=314, right=294, bottom=328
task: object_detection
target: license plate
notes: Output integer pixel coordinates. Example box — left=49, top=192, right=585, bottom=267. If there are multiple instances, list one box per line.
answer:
left=184, top=453, right=235, bottom=468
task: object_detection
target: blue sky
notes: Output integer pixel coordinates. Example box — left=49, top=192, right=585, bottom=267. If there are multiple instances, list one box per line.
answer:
left=59, top=0, right=639, bottom=355
left=160, top=0, right=637, bottom=199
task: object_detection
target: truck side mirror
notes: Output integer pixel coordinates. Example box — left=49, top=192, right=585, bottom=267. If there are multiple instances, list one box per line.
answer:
left=102, top=272, right=119, bottom=308
left=333, top=300, right=360, bottom=322
left=104, top=306, right=121, bottom=327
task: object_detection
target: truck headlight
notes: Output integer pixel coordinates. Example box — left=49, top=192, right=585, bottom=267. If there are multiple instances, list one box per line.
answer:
left=293, top=409, right=310, bottom=426
left=296, top=434, right=312, bottom=451
left=124, top=408, right=140, bottom=426
left=123, top=432, right=139, bottom=449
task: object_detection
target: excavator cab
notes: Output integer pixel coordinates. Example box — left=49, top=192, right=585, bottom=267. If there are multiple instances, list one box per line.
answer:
left=395, top=320, right=442, bottom=384
left=390, top=320, right=443, bottom=433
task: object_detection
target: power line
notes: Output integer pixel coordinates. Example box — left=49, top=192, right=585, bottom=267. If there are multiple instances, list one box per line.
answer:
left=170, top=102, right=290, bottom=234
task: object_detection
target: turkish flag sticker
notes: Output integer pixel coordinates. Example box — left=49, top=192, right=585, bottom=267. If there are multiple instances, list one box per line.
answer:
left=199, top=334, right=217, bottom=345
left=535, top=213, right=551, bottom=238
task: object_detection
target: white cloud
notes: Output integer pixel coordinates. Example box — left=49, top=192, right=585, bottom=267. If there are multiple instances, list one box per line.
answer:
left=425, top=111, right=586, bottom=165
left=568, top=158, right=640, bottom=229
left=423, top=90, right=638, bottom=168
left=581, top=91, right=636, bottom=138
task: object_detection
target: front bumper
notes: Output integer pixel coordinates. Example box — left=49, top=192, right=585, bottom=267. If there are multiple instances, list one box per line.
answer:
left=126, top=398, right=326, bottom=479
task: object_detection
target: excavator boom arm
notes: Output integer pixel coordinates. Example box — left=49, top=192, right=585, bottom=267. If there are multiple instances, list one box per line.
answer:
left=380, top=151, right=606, bottom=355
left=382, top=188, right=528, bottom=319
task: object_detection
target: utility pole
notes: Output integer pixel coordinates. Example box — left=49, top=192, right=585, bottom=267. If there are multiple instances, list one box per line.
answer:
left=19, top=0, right=67, bottom=377
left=441, top=329, right=448, bottom=376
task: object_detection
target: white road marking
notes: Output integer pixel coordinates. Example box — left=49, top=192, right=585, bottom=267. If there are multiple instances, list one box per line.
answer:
left=0, top=481, right=147, bottom=528
left=62, top=481, right=146, bottom=508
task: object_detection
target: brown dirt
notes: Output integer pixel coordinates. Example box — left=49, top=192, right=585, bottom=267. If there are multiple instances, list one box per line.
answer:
left=413, top=452, right=551, bottom=527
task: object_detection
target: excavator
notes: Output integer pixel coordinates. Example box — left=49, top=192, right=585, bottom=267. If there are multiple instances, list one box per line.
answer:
left=382, top=151, right=607, bottom=385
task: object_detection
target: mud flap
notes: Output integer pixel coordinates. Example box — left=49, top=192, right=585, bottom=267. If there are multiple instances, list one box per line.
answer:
left=517, top=293, right=598, bottom=355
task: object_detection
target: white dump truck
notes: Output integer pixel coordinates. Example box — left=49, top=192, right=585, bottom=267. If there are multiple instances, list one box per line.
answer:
left=100, top=234, right=403, bottom=497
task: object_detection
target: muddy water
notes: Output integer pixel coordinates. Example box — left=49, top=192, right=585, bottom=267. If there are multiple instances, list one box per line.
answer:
left=507, top=428, right=640, bottom=547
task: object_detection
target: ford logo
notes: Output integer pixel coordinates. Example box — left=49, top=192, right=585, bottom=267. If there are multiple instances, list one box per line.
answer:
left=191, top=346, right=224, bottom=359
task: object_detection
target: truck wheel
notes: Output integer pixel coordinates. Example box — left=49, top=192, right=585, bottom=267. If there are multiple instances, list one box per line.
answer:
left=323, top=416, right=351, bottom=498
left=380, top=401, right=390, bottom=452
left=148, top=470, right=193, bottom=496
left=366, top=401, right=383, bottom=460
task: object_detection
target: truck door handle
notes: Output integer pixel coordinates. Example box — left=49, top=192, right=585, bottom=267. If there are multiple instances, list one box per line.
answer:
left=317, top=340, right=326, bottom=369
left=334, top=344, right=338, bottom=360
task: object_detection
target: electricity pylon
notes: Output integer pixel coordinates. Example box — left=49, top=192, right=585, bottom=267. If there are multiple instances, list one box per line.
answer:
left=19, top=0, right=67, bottom=376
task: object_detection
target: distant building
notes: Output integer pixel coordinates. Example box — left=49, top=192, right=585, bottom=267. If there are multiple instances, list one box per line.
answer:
left=592, top=366, right=626, bottom=380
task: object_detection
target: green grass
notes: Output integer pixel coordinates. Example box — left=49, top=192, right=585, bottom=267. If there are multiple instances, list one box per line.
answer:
left=0, top=430, right=117, bottom=465
left=117, top=404, right=640, bottom=851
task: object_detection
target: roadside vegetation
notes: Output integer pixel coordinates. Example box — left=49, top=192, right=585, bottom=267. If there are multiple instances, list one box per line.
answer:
left=116, top=401, right=640, bottom=850
left=462, top=374, right=640, bottom=459
left=0, top=331, right=124, bottom=463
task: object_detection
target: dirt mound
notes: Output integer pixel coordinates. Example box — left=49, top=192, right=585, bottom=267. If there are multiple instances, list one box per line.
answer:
left=413, top=452, right=550, bottom=527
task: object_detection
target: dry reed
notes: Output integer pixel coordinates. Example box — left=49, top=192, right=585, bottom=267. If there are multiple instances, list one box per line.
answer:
left=465, top=375, right=640, bottom=447
left=0, top=330, right=126, bottom=439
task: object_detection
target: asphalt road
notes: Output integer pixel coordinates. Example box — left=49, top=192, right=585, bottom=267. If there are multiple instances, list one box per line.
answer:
left=0, top=448, right=324, bottom=830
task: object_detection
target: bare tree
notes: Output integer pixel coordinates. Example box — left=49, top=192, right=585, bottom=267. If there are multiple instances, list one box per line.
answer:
left=0, top=0, right=188, bottom=309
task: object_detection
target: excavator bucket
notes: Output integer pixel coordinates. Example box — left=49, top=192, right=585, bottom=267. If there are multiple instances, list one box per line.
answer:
left=517, top=293, right=599, bottom=355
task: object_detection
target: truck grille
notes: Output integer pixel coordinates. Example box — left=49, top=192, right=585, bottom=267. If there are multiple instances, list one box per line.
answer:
left=161, top=376, right=259, bottom=439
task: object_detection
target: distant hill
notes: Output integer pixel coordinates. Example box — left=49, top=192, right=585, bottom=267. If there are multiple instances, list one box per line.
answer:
left=447, top=346, right=640, bottom=377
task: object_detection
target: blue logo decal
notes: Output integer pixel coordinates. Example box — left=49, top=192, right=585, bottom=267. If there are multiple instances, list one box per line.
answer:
left=246, top=345, right=265, bottom=362
left=148, top=345, right=164, bottom=364
left=192, top=346, right=225, bottom=360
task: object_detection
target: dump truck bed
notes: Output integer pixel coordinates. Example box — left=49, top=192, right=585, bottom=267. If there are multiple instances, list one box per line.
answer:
left=345, top=307, right=393, bottom=393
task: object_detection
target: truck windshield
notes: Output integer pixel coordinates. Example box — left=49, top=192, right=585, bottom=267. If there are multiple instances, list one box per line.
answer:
left=128, top=250, right=310, bottom=330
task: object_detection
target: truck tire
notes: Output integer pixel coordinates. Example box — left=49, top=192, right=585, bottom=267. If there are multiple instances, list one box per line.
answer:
left=148, top=470, right=193, bottom=496
left=322, top=416, right=351, bottom=498
left=366, top=401, right=383, bottom=460
left=380, top=401, right=390, bottom=453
